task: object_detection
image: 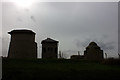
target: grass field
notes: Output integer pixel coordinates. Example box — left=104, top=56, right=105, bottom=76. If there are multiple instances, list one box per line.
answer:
left=2, top=58, right=120, bottom=80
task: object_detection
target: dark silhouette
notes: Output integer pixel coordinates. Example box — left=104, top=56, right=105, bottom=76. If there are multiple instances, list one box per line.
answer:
left=71, top=55, right=84, bottom=59
left=59, top=51, right=62, bottom=58
left=78, top=51, right=80, bottom=55
left=105, top=53, right=107, bottom=59
left=4, top=31, right=120, bottom=80
left=71, top=42, right=103, bottom=60
left=84, top=42, right=103, bottom=60
left=59, top=51, right=65, bottom=59
left=41, top=38, right=59, bottom=59
left=71, top=51, right=84, bottom=59
left=8, top=29, right=37, bottom=59
left=118, top=53, right=120, bottom=59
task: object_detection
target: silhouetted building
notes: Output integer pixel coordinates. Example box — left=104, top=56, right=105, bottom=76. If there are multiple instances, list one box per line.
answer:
left=84, top=42, right=103, bottom=60
left=70, top=51, right=84, bottom=59
left=71, top=55, right=84, bottom=59
left=41, top=38, right=59, bottom=59
left=8, top=29, right=37, bottom=59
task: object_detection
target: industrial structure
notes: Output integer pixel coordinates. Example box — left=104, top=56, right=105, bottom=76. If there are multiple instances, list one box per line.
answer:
left=84, top=42, right=103, bottom=60
left=71, top=42, right=104, bottom=60
left=8, top=29, right=37, bottom=58
left=7, top=29, right=104, bottom=60
left=41, top=38, right=59, bottom=59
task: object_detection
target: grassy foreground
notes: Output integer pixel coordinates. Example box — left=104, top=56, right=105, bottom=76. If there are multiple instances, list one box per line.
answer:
left=2, top=58, right=120, bottom=80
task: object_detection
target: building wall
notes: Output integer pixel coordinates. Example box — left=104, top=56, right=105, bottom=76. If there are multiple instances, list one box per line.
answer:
left=71, top=55, right=84, bottom=59
left=11, top=33, right=35, bottom=42
left=8, top=31, right=37, bottom=59
left=42, top=43, right=58, bottom=59
left=84, top=42, right=104, bottom=60
left=84, top=48, right=103, bottom=60
left=8, top=42, right=37, bottom=58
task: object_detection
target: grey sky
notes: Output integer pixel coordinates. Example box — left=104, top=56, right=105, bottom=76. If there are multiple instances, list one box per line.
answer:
left=2, top=2, right=118, bottom=58
left=118, top=1, right=120, bottom=54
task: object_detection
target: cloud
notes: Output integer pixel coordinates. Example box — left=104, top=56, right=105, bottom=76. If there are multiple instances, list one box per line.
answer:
left=17, top=18, right=23, bottom=22
left=25, top=9, right=30, bottom=12
left=74, top=35, right=115, bottom=51
left=0, top=37, right=2, bottom=56
left=97, top=41, right=115, bottom=51
left=62, top=50, right=78, bottom=59
left=2, top=2, right=118, bottom=58
left=30, top=16, right=36, bottom=22
left=2, top=37, right=9, bottom=57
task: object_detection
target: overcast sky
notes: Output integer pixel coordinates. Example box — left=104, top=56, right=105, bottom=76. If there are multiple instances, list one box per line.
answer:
left=1, top=2, right=118, bottom=58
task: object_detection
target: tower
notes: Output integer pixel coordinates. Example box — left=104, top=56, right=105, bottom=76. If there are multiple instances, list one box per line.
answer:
left=41, top=38, right=59, bottom=59
left=84, top=42, right=103, bottom=60
left=8, top=29, right=37, bottom=59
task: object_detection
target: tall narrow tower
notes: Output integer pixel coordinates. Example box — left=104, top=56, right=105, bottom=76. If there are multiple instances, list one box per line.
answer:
left=41, top=38, right=59, bottom=59
left=8, top=29, right=37, bottom=59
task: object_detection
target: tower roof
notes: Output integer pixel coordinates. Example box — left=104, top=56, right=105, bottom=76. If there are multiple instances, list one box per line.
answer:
left=89, top=42, right=97, bottom=46
left=41, top=38, right=58, bottom=44
left=8, top=29, right=35, bottom=34
left=86, top=41, right=100, bottom=48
